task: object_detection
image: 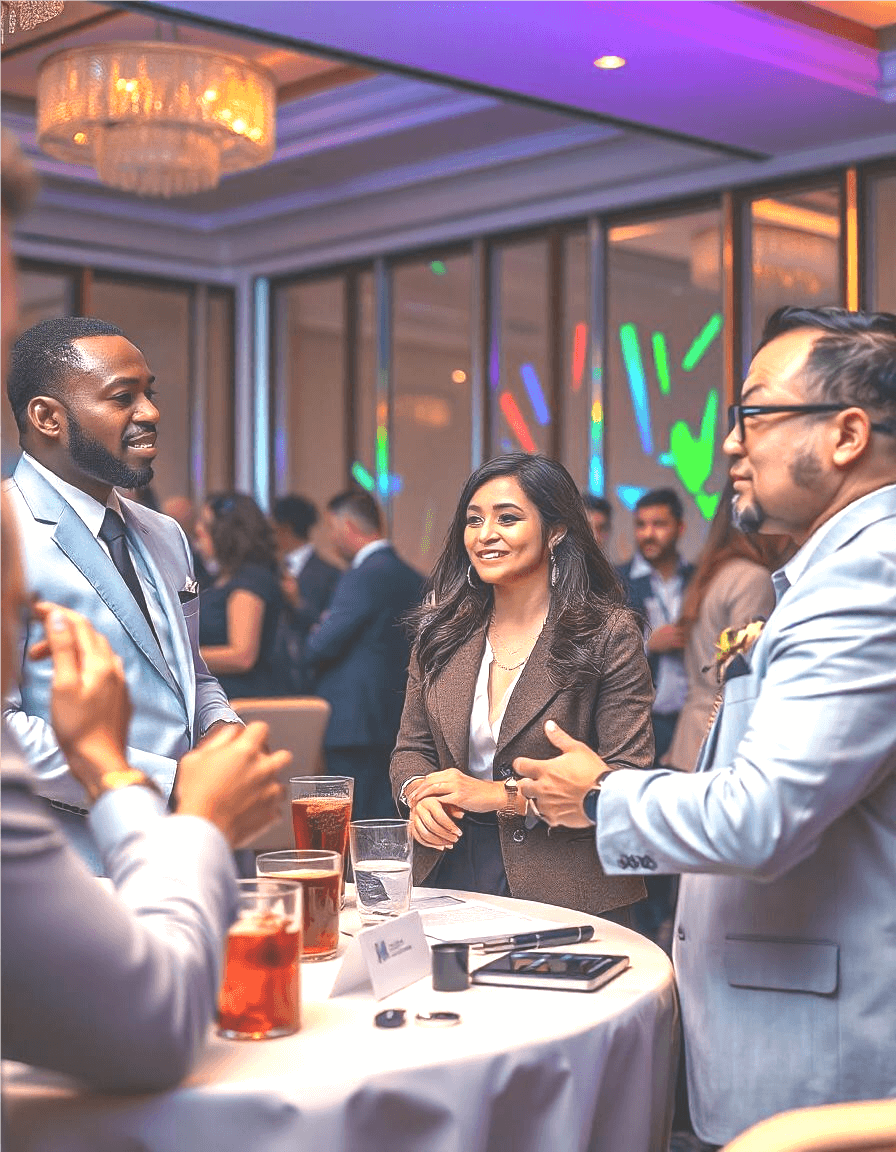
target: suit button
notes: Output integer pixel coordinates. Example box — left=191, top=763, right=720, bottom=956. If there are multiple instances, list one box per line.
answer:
left=512, top=828, right=526, bottom=843
left=677, top=927, right=685, bottom=940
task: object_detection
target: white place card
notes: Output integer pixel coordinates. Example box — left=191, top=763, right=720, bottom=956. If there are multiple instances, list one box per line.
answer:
left=330, top=910, right=431, bottom=1001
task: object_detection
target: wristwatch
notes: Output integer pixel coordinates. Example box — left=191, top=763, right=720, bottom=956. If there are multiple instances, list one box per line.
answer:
left=502, top=775, right=521, bottom=817
left=582, top=771, right=614, bottom=825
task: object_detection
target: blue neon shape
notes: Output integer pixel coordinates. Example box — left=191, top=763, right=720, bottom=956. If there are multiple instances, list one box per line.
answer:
left=520, top=363, right=550, bottom=426
left=619, top=324, right=653, bottom=455
left=616, top=485, right=648, bottom=510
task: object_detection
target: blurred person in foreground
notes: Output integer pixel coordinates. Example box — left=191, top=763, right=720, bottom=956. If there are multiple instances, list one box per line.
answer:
left=664, top=479, right=788, bottom=773
left=1, top=128, right=289, bottom=1092
left=195, top=492, right=286, bottom=700
left=306, top=489, right=424, bottom=820
left=515, top=307, right=896, bottom=1146
left=391, top=454, right=654, bottom=919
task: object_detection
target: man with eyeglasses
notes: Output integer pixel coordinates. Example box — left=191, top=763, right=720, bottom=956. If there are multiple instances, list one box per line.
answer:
left=3, top=316, right=241, bottom=870
left=515, top=306, right=896, bottom=1147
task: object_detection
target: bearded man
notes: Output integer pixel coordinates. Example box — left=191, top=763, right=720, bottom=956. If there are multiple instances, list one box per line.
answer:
left=3, top=317, right=240, bottom=869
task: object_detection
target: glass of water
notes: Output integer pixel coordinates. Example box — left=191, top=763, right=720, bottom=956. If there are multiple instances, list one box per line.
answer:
left=349, top=819, right=413, bottom=924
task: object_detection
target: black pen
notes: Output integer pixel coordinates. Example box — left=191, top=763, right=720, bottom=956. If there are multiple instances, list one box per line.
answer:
left=471, top=925, right=595, bottom=953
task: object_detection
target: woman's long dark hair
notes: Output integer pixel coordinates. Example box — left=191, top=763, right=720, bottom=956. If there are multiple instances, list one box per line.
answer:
left=206, top=492, right=278, bottom=577
left=412, top=454, right=626, bottom=691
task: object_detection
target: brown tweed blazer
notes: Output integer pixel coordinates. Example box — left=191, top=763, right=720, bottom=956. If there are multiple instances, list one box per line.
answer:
left=390, top=607, right=654, bottom=916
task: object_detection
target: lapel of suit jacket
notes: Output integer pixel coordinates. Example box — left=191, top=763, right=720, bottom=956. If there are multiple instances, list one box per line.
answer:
left=495, top=616, right=563, bottom=756
left=120, top=502, right=190, bottom=713
left=13, top=458, right=184, bottom=698
left=431, top=626, right=487, bottom=770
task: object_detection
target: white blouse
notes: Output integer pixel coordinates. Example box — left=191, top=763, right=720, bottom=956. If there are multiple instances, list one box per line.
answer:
left=467, top=638, right=524, bottom=779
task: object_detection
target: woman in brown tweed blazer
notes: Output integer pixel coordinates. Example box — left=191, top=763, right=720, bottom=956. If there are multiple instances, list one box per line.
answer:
left=390, top=454, right=654, bottom=919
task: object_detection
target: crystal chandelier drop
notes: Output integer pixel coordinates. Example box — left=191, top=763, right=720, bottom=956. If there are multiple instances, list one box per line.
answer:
left=1, top=1, right=64, bottom=44
left=36, top=42, right=276, bottom=198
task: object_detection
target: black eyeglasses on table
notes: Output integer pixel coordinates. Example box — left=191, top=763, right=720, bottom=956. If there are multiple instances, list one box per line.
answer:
left=727, top=403, right=896, bottom=440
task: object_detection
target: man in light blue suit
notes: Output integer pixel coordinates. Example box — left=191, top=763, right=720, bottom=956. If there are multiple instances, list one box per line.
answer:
left=3, top=317, right=240, bottom=869
left=515, top=307, right=896, bottom=1147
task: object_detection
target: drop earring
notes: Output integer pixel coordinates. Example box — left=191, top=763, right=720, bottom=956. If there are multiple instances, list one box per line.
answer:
left=549, top=546, right=558, bottom=588
left=467, top=564, right=476, bottom=589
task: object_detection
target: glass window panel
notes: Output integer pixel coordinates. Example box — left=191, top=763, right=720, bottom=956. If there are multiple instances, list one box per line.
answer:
left=868, top=171, right=896, bottom=312
left=273, top=276, right=345, bottom=512
left=749, top=185, right=842, bottom=351
left=354, top=270, right=378, bottom=498
left=3, top=266, right=77, bottom=476
left=203, top=288, right=235, bottom=495
left=561, top=230, right=591, bottom=490
left=89, top=277, right=192, bottom=506
left=391, top=251, right=472, bottom=573
left=491, top=239, right=550, bottom=459
left=607, top=207, right=725, bottom=563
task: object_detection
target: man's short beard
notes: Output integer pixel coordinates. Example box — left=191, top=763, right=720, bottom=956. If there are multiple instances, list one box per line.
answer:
left=66, top=413, right=154, bottom=490
left=730, top=492, right=764, bottom=533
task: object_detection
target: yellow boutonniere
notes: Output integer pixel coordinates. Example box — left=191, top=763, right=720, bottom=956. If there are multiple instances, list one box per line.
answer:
left=708, top=618, right=766, bottom=683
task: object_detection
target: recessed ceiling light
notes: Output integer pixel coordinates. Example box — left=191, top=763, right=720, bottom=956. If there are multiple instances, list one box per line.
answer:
left=594, top=55, right=626, bottom=70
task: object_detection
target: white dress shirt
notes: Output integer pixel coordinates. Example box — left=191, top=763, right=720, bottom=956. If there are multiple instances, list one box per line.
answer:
left=628, top=550, right=689, bottom=714
left=467, top=639, right=524, bottom=780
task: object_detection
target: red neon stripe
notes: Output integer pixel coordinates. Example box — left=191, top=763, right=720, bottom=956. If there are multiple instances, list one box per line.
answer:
left=572, top=323, right=587, bottom=392
left=500, top=391, right=537, bottom=452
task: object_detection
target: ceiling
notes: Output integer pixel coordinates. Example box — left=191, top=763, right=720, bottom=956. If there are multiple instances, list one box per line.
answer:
left=1, top=1, right=893, bottom=278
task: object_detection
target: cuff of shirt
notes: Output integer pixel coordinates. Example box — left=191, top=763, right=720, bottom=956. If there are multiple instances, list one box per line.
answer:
left=89, top=786, right=168, bottom=858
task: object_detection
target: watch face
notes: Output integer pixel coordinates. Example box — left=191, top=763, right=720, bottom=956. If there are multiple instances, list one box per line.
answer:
left=583, top=788, right=600, bottom=824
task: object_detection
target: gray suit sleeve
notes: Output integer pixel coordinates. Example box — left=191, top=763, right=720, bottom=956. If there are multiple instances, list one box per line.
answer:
left=0, top=749, right=237, bottom=1092
left=597, top=544, right=896, bottom=881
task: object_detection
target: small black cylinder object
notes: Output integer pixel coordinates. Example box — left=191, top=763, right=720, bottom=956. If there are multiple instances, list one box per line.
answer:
left=431, top=942, right=470, bottom=991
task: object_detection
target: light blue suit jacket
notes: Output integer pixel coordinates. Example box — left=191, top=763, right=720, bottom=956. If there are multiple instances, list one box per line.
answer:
left=597, top=485, right=896, bottom=1145
left=3, top=456, right=237, bottom=809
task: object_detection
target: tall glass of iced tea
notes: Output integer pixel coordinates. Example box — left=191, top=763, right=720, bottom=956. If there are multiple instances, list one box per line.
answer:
left=256, top=850, right=342, bottom=961
left=217, top=879, right=301, bottom=1040
left=290, top=776, right=354, bottom=900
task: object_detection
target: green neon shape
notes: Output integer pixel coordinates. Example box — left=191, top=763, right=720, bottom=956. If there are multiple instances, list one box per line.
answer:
left=652, top=332, right=671, bottom=394
left=695, top=490, right=722, bottom=521
left=669, top=388, right=719, bottom=503
left=376, top=425, right=389, bottom=488
left=430, top=260, right=447, bottom=276
left=351, top=462, right=375, bottom=492
left=682, top=313, right=723, bottom=372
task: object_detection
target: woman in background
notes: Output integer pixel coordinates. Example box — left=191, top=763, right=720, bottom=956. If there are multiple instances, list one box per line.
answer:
left=196, top=493, right=285, bottom=700
left=664, top=481, right=789, bottom=772
left=391, top=453, right=654, bottom=921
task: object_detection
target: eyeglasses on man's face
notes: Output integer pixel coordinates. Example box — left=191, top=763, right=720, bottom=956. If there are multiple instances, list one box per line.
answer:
left=727, top=403, right=896, bottom=442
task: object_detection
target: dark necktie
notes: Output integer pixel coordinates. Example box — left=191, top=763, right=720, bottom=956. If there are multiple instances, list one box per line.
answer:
left=98, top=508, right=159, bottom=644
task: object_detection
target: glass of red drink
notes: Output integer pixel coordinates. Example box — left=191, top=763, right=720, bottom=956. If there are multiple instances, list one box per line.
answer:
left=290, top=776, right=354, bottom=900
left=256, top=850, right=342, bottom=961
left=217, top=879, right=302, bottom=1040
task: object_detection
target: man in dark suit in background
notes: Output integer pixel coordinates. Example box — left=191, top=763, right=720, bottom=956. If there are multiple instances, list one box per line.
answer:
left=305, top=490, right=423, bottom=820
left=271, top=494, right=341, bottom=640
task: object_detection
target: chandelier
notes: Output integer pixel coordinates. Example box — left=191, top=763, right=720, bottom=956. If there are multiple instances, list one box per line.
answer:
left=690, top=225, right=837, bottom=298
left=1, top=1, right=64, bottom=43
left=36, top=42, right=276, bottom=198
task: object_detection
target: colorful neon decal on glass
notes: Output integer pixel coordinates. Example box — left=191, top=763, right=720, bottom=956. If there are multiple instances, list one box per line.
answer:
left=572, top=323, right=587, bottom=392
left=351, top=462, right=375, bottom=492
left=652, top=332, right=671, bottom=395
left=499, top=391, right=537, bottom=453
left=616, top=485, right=648, bottom=510
left=589, top=397, right=604, bottom=494
left=430, top=260, right=447, bottom=276
left=520, top=363, right=550, bottom=426
left=682, top=313, right=723, bottom=371
left=619, top=322, right=653, bottom=454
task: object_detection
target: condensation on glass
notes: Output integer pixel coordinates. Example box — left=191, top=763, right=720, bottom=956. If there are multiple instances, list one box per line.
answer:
left=748, top=185, right=842, bottom=352
left=607, top=207, right=725, bottom=563
left=490, top=239, right=550, bottom=459
left=390, top=251, right=472, bottom=573
left=273, top=276, right=346, bottom=511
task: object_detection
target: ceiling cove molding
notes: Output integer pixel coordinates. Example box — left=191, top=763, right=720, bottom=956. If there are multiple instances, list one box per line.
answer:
left=632, top=2, right=881, bottom=99
left=12, top=232, right=236, bottom=284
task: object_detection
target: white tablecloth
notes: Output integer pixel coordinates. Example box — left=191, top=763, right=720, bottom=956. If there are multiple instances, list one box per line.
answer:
left=3, top=891, right=679, bottom=1152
